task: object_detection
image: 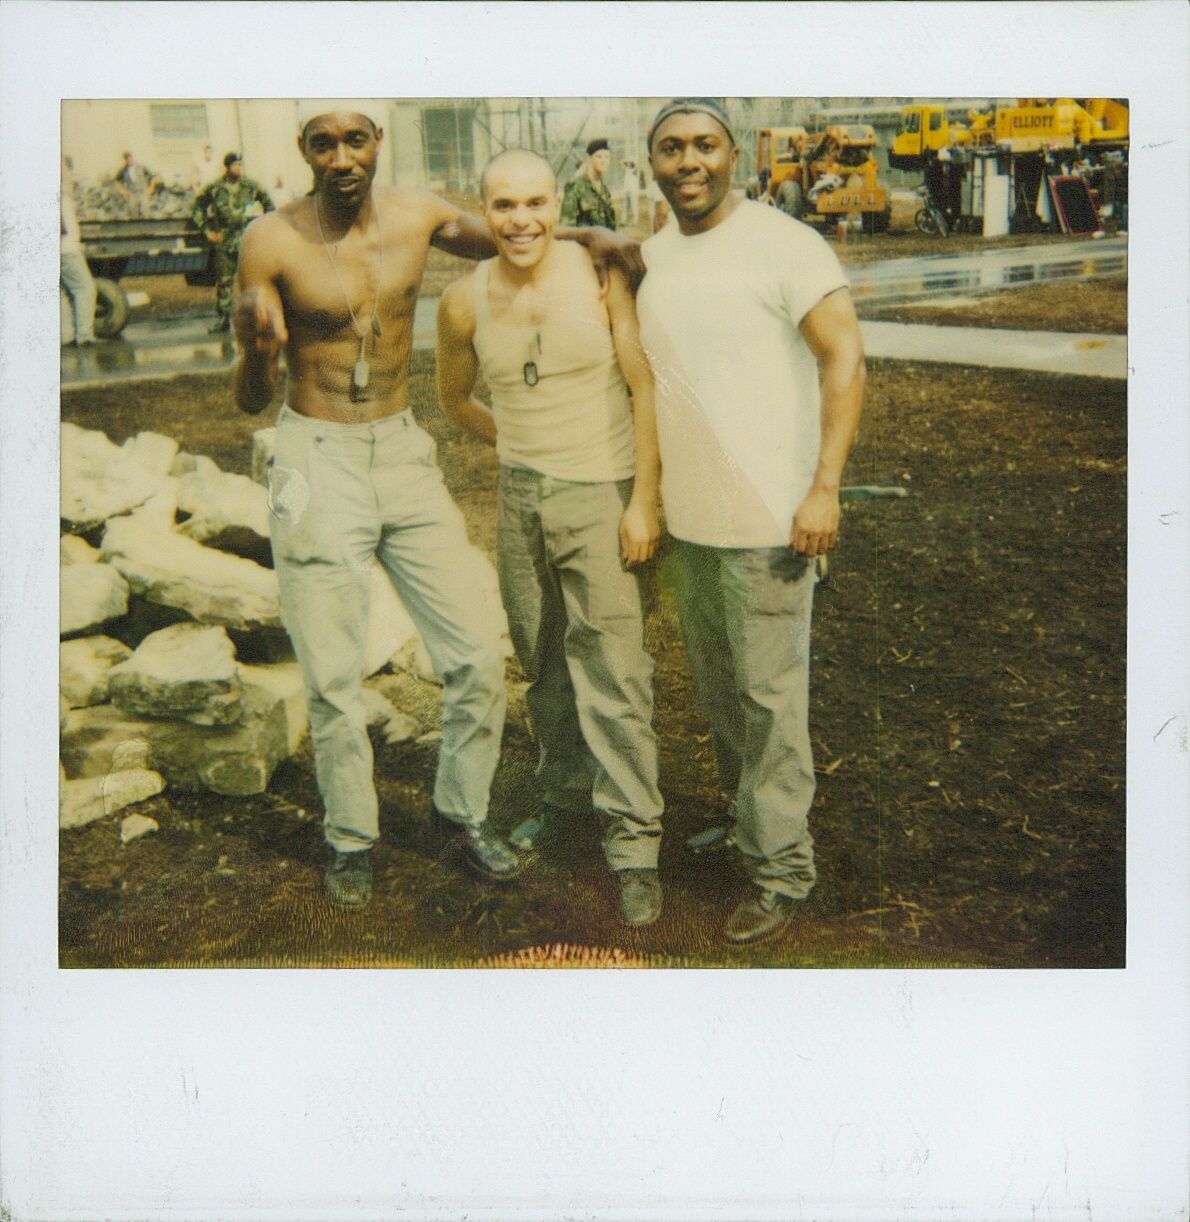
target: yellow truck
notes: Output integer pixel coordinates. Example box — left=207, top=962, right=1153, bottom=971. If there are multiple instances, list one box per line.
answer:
left=755, top=125, right=891, bottom=234
left=889, top=99, right=1129, bottom=235
left=889, top=99, right=1128, bottom=170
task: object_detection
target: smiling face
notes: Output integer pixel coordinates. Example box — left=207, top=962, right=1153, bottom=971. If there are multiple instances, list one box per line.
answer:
left=649, top=111, right=740, bottom=235
left=299, top=112, right=382, bottom=207
left=481, top=151, right=561, bottom=272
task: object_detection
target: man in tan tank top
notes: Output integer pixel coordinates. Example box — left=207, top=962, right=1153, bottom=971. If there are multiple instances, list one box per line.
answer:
left=232, top=107, right=640, bottom=909
left=437, top=149, right=666, bottom=927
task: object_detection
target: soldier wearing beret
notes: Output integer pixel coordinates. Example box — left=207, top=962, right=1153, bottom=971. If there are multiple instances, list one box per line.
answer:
left=192, top=153, right=275, bottom=332
left=561, top=138, right=617, bottom=230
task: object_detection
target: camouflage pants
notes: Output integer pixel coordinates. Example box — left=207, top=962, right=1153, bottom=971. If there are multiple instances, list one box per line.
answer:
left=213, top=237, right=241, bottom=319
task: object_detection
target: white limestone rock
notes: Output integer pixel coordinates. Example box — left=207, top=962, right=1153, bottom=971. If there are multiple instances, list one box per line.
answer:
left=176, top=467, right=271, bottom=545
left=61, top=563, right=130, bottom=636
left=110, top=737, right=153, bottom=772
left=362, top=686, right=422, bottom=745
left=364, top=561, right=420, bottom=677
left=393, top=635, right=440, bottom=684
left=60, top=535, right=101, bottom=566
left=251, top=428, right=276, bottom=488
left=127, top=478, right=181, bottom=533
left=120, top=813, right=160, bottom=844
left=238, top=662, right=308, bottom=755
left=59, top=768, right=165, bottom=830
left=364, top=671, right=442, bottom=736
left=169, top=452, right=198, bottom=477
left=122, top=431, right=180, bottom=479
left=107, top=623, right=242, bottom=726
left=60, top=635, right=133, bottom=708
left=61, top=687, right=289, bottom=796
left=60, top=422, right=166, bottom=529
left=101, top=515, right=282, bottom=630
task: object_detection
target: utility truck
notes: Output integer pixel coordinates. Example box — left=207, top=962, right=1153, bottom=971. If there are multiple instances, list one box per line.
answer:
left=753, top=124, right=891, bottom=234
left=888, top=99, right=1129, bottom=236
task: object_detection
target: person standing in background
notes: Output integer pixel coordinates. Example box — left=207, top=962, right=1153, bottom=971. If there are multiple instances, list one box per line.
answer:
left=621, top=158, right=642, bottom=227
left=115, top=151, right=161, bottom=216
left=190, top=144, right=217, bottom=189
left=61, top=156, right=98, bottom=346
left=192, top=153, right=275, bottom=333
left=561, top=138, right=617, bottom=230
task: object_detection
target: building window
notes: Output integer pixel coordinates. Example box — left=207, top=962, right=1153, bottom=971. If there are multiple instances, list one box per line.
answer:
left=150, top=103, right=209, bottom=141
left=422, top=106, right=475, bottom=186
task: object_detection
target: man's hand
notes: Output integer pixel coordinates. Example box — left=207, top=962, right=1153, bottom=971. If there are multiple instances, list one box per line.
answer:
left=570, top=226, right=645, bottom=292
left=205, top=230, right=225, bottom=245
left=234, top=287, right=288, bottom=361
left=790, top=485, right=840, bottom=556
left=620, top=498, right=661, bottom=568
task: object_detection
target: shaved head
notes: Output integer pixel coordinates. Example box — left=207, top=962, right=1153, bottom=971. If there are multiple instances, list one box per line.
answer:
left=480, top=148, right=556, bottom=202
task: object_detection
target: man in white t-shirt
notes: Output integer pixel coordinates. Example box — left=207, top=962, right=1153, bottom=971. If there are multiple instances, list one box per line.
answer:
left=637, top=98, right=867, bottom=945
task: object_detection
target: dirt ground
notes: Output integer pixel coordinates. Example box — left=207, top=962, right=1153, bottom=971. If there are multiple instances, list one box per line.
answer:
left=860, top=276, right=1127, bottom=334
left=62, top=263, right=1126, bottom=971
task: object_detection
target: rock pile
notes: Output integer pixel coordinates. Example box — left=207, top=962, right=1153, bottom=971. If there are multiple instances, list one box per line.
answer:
left=59, top=421, right=503, bottom=832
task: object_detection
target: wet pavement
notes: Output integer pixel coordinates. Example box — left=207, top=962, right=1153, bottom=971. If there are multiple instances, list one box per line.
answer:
left=62, top=238, right=1128, bottom=388
left=845, top=236, right=1127, bottom=306
left=61, top=317, right=238, bottom=388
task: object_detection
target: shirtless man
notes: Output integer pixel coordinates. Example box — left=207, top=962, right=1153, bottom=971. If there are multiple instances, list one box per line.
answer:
left=234, top=104, right=635, bottom=908
left=437, top=150, right=665, bottom=927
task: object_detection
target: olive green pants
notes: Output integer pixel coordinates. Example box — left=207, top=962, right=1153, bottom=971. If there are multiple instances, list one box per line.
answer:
left=669, top=540, right=818, bottom=900
left=497, top=466, right=663, bottom=871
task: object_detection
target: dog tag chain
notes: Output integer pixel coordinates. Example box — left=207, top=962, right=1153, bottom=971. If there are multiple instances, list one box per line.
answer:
left=315, top=195, right=385, bottom=392
left=495, top=266, right=543, bottom=388
left=523, top=332, right=542, bottom=387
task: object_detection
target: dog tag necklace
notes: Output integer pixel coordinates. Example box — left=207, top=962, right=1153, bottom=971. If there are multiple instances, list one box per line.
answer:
left=315, top=194, right=385, bottom=391
left=496, top=266, right=542, bottom=387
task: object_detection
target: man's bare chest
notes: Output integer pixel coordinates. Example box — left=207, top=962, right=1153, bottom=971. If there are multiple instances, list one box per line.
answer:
left=281, top=227, right=430, bottom=339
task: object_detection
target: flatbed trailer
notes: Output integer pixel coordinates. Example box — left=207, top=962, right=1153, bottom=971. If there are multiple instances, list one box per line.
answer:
left=72, top=217, right=215, bottom=337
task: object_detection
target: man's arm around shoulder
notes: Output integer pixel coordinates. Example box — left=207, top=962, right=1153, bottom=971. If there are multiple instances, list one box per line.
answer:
left=233, top=214, right=288, bottom=415
left=436, top=276, right=497, bottom=447
left=791, top=287, right=867, bottom=556
left=606, top=267, right=662, bottom=567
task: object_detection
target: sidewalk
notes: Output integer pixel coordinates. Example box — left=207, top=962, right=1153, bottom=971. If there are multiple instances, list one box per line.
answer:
left=860, top=320, right=1126, bottom=379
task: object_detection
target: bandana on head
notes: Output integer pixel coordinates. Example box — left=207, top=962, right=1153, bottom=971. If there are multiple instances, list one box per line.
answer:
left=297, top=100, right=386, bottom=139
left=647, top=98, right=735, bottom=151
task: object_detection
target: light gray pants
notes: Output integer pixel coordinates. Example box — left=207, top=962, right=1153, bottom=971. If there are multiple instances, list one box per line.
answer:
left=60, top=250, right=97, bottom=344
left=497, top=466, right=663, bottom=871
left=669, top=540, right=818, bottom=899
left=269, top=406, right=507, bottom=852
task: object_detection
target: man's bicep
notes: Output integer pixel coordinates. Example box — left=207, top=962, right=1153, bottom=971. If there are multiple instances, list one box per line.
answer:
left=799, top=287, right=863, bottom=364
left=436, top=291, right=480, bottom=401
left=235, top=221, right=282, bottom=297
left=606, top=270, right=653, bottom=389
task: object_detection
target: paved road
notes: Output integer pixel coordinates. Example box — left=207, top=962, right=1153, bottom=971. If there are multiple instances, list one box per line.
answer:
left=61, top=318, right=238, bottom=389
left=62, top=237, right=1128, bottom=389
left=861, top=321, right=1126, bottom=379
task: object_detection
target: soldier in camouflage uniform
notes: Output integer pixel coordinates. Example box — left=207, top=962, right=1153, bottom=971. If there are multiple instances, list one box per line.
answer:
left=560, top=138, right=617, bottom=230
left=192, top=153, right=275, bottom=332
